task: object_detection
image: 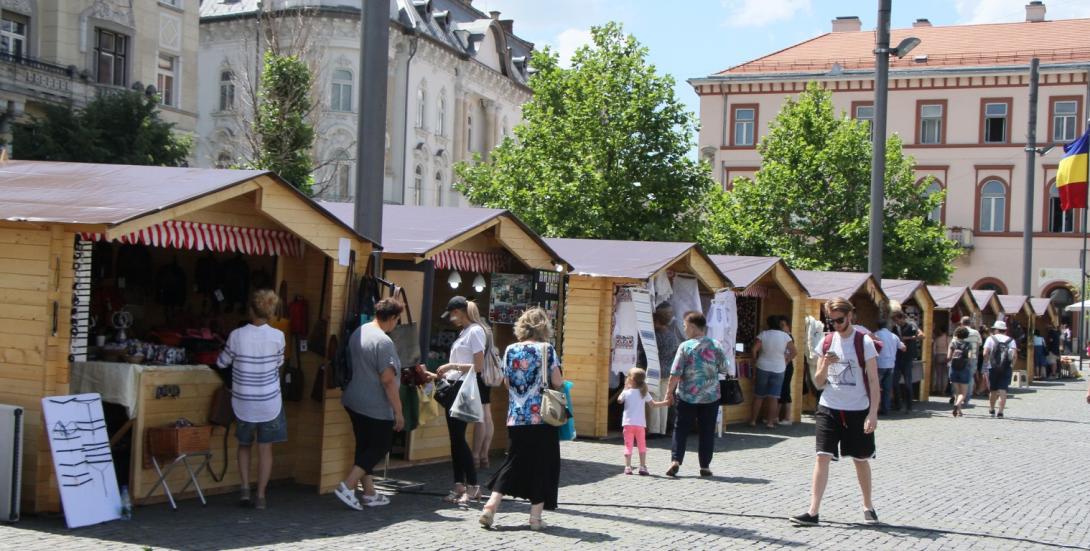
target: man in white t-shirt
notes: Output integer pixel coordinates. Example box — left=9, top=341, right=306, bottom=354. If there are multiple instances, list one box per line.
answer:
left=873, top=322, right=905, bottom=415
left=983, top=320, right=1017, bottom=418
left=791, top=298, right=880, bottom=527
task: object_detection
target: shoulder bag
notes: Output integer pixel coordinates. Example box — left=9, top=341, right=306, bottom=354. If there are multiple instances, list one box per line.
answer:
left=479, top=323, right=505, bottom=387
left=538, top=343, right=569, bottom=427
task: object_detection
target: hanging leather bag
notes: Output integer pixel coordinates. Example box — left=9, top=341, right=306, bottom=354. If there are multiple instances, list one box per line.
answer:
left=387, top=286, right=421, bottom=367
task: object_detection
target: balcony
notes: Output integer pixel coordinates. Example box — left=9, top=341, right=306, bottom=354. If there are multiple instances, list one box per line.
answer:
left=947, top=226, right=974, bottom=250
left=0, top=51, right=92, bottom=106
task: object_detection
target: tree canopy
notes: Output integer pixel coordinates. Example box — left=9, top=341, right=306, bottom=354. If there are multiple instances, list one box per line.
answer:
left=456, top=22, right=718, bottom=243
left=13, top=91, right=189, bottom=166
left=707, top=83, right=959, bottom=283
left=251, top=51, right=315, bottom=193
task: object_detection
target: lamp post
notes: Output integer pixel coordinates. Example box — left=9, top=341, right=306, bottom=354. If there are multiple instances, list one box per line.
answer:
left=869, top=0, right=919, bottom=281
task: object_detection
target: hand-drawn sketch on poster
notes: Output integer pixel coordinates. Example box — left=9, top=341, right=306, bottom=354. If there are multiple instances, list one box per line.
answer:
left=42, top=393, right=121, bottom=528
left=631, top=288, right=661, bottom=394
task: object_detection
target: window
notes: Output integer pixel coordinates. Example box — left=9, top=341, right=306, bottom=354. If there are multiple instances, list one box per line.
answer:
left=331, top=69, right=352, bottom=112
left=925, top=181, right=943, bottom=223
left=95, top=28, right=128, bottom=86
left=919, top=103, right=943, bottom=144
left=413, top=165, right=424, bottom=205
left=156, top=53, right=177, bottom=107
left=979, top=179, right=1007, bottom=233
left=0, top=12, right=28, bottom=59
left=983, top=102, right=1009, bottom=143
left=1052, top=100, right=1079, bottom=143
left=732, top=106, right=755, bottom=147
left=329, top=149, right=352, bottom=200
left=437, top=97, right=446, bottom=136
left=855, top=103, right=874, bottom=139
left=434, top=171, right=444, bottom=206
left=1048, top=182, right=1076, bottom=233
left=415, top=88, right=425, bottom=128
left=219, top=70, right=235, bottom=111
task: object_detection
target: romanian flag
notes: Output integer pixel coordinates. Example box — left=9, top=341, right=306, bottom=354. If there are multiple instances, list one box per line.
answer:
left=1057, top=129, right=1089, bottom=211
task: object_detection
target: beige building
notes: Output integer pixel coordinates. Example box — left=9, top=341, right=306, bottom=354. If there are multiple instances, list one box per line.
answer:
left=690, top=2, right=1090, bottom=311
left=0, top=0, right=199, bottom=148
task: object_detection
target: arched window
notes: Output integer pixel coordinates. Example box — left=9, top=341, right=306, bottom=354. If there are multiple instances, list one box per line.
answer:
left=979, top=179, right=1007, bottom=233
left=331, top=69, right=352, bottom=112
left=974, top=278, right=1007, bottom=294
left=435, top=170, right=444, bottom=206
left=467, top=115, right=473, bottom=152
left=413, top=165, right=424, bottom=205
left=219, top=70, right=235, bottom=111
left=215, top=152, right=232, bottom=169
left=331, top=149, right=352, bottom=200
left=437, top=96, right=446, bottom=136
left=415, top=88, right=425, bottom=128
left=925, top=181, right=943, bottom=223
left=1048, top=181, right=1076, bottom=233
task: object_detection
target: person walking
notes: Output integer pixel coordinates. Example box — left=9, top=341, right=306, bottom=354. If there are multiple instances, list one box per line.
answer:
left=617, top=367, right=669, bottom=475
left=984, top=321, right=1017, bottom=418
left=665, top=312, right=730, bottom=478
left=791, top=298, right=880, bottom=527
left=435, top=296, right=486, bottom=506
left=479, top=307, right=563, bottom=531
left=872, top=320, right=904, bottom=415
left=960, top=318, right=982, bottom=406
left=891, top=308, right=921, bottom=413
left=333, top=298, right=406, bottom=510
left=750, top=315, right=797, bottom=428
left=216, top=289, right=286, bottom=510
left=947, top=326, right=973, bottom=417
left=1062, top=323, right=1072, bottom=355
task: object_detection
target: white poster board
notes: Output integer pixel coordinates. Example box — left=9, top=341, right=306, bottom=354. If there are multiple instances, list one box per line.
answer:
left=41, top=393, right=121, bottom=528
left=631, top=288, right=661, bottom=394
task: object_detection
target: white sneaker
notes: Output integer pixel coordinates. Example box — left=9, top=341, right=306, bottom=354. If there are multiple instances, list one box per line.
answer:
left=363, top=492, right=391, bottom=507
left=334, top=482, right=363, bottom=511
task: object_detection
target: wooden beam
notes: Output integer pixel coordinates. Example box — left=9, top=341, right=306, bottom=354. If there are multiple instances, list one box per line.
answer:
left=422, top=218, right=501, bottom=259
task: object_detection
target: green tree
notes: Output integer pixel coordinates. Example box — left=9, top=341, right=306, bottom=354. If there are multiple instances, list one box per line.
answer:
left=12, top=91, right=189, bottom=166
left=710, top=83, right=958, bottom=283
left=251, top=51, right=315, bottom=194
left=456, top=22, right=718, bottom=242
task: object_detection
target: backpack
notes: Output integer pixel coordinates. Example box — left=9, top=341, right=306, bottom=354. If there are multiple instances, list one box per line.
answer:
left=950, top=340, right=971, bottom=372
left=479, top=323, right=505, bottom=387
left=989, top=337, right=1013, bottom=373
left=821, top=331, right=872, bottom=398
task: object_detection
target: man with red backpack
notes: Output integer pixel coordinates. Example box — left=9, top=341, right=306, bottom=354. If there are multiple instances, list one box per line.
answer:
left=791, top=298, right=881, bottom=527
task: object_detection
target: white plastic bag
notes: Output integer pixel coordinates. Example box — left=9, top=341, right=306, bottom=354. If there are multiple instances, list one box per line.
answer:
left=450, top=367, right=484, bottom=423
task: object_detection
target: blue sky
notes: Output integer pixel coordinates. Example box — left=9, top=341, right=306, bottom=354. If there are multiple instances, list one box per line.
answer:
left=475, top=0, right=1090, bottom=124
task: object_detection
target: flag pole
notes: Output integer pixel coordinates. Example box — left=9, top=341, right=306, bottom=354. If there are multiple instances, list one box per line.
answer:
left=1081, top=206, right=1088, bottom=360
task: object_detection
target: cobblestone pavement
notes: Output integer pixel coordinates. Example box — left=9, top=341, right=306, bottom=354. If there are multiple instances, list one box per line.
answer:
left=5, top=379, right=1090, bottom=550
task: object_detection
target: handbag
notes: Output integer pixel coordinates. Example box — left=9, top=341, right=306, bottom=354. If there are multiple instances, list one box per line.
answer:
left=207, top=385, right=234, bottom=482
left=387, top=286, right=421, bottom=368
left=417, top=383, right=440, bottom=426
left=435, top=377, right=462, bottom=410
left=538, top=343, right=569, bottom=427
left=450, top=367, right=484, bottom=423
left=479, top=324, right=505, bottom=387
left=719, top=377, right=744, bottom=406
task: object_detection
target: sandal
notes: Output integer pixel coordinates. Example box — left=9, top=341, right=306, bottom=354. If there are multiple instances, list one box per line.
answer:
left=529, top=515, right=547, bottom=531
left=638, top=467, right=649, bottom=476
left=479, top=509, right=495, bottom=529
left=443, top=488, right=465, bottom=504
left=624, top=466, right=633, bottom=475
left=458, top=486, right=481, bottom=507
left=666, top=463, right=679, bottom=478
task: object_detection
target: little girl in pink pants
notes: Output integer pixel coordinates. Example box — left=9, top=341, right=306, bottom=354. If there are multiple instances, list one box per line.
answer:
left=617, top=367, right=669, bottom=475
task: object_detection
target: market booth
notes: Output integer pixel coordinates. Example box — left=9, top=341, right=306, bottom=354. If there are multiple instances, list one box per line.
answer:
left=319, top=202, right=569, bottom=464
left=997, top=295, right=1037, bottom=381
left=709, top=256, right=808, bottom=423
left=972, top=290, right=1003, bottom=328
left=881, top=279, right=935, bottom=400
left=791, top=270, right=889, bottom=412
left=0, top=161, right=374, bottom=514
left=544, top=238, right=730, bottom=438
left=926, top=285, right=982, bottom=332
left=1030, top=297, right=1061, bottom=377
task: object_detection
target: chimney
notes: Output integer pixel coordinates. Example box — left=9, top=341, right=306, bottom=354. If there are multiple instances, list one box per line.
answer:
left=913, top=18, right=932, bottom=27
left=489, top=10, right=500, bottom=20
left=499, top=19, right=513, bottom=34
left=831, top=16, right=862, bottom=33
left=1026, top=1, right=1046, bottom=22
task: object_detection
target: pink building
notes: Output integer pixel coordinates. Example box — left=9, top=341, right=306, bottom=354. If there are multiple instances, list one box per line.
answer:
left=690, top=2, right=1089, bottom=312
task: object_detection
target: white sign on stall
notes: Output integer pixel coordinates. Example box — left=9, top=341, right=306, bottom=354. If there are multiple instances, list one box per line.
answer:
left=631, top=287, right=661, bottom=394
left=42, top=393, right=121, bottom=528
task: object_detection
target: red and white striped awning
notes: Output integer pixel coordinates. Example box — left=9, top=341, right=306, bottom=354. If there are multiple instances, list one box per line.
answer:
left=431, top=249, right=510, bottom=273
left=80, top=220, right=303, bottom=257
left=738, top=284, right=769, bottom=298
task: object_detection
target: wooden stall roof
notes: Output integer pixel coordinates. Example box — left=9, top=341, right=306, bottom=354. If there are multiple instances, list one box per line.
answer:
left=927, top=285, right=980, bottom=312
left=998, top=294, right=1034, bottom=317
left=881, top=279, right=934, bottom=307
left=319, top=202, right=569, bottom=271
left=0, top=161, right=371, bottom=243
left=971, top=289, right=1003, bottom=316
left=710, top=255, right=804, bottom=292
left=1030, top=298, right=1059, bottom=326
left=545, top=238, right=731, bottom=290
left=793, top=269, right=888, bottom=304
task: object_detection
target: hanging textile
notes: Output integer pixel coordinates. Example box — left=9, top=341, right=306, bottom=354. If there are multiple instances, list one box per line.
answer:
left=431, top=249, right=509, bottom=273
left=610, top=287, right=639, bottom=376
left=707, top=289, right=737, bottom=377
left=80, top=220, right=302, bottom=257
left=648, top=271, right=673, bottom=307
left=668, top=275, right=702, bottom=335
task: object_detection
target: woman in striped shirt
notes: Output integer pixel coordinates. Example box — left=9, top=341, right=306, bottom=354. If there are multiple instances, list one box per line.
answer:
left=217, top=289, right=286, bottom=510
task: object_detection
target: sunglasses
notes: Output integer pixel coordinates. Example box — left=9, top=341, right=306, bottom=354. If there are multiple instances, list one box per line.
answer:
left=829, top=316, right=849, bottom=326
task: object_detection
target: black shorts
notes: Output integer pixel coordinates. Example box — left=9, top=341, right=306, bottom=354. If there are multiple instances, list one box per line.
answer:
left=344, top=407, right=394, bottom=474
left=477, top=372, right=492, bottom=405
left=815, top=406, right=875, bottom=461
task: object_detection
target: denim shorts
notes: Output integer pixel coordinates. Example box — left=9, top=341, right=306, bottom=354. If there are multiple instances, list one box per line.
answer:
left=236, top=406, right=288, bottom=445
left=754, top=369, right=786, bottom=399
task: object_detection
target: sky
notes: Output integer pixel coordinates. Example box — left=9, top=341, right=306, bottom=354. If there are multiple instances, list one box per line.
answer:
left=474, top=0, right=1090, bottom=124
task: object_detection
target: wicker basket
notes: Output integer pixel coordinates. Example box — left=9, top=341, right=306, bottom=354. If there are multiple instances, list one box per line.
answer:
left=147, top=425, right=212, bottom=458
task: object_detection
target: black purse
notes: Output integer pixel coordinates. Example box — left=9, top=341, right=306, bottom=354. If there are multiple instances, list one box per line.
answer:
left=434, top=378, right=462, bottom=411
left=720, top=378, right=744, bottom=406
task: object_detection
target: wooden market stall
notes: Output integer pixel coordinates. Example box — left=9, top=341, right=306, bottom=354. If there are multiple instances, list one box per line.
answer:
left=544, top=238, right=731, bottom=439
left=319, top=202, right=569, bottom=465
left=997, top=295, right=1037, bottom=381
left=1030, top=297, right=1063, bottom=377
left=972, top=289, right=1004, bottom=328
left=926, top=285, right=982, bottom=331
left=791, top=270, right=889, bottom=413
left=881, top=280, right=936, bottom=400
left=0, top=161, right=374, bottom=514
left=709, top=256, right=808, bottom=423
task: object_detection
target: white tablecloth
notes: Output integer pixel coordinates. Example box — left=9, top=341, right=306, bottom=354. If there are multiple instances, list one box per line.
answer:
left=70, top=362, right=213, bottom=418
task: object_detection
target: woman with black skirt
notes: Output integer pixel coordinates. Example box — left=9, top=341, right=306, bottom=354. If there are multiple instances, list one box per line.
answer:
left=479, top=307, right=562, bottom=531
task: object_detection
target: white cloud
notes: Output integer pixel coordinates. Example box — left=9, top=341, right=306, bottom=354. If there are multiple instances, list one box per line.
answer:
left=955, top=0, right=1090, bottom=24
left=553, top=28, right=594, bottom=68
left=721, top=0, right=812, bottom=28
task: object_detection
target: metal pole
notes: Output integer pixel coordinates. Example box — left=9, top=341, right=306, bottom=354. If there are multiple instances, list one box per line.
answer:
left=355, top=0, right=390, bottom=244
left=1080, top=207, right=1087, bottom=358
left=868, top=0, right=892, bottom=281
left=1022, top=58, right=1039, bottom=297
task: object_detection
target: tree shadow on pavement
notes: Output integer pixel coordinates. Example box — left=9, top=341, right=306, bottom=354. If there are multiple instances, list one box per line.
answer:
left=558, top=504, right=807, bottom=547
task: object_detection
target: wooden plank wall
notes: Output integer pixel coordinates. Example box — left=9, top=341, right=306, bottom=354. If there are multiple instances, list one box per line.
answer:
left=560, top=276, right=612, bottom=438
left=496, top=218, right=554, bottom=270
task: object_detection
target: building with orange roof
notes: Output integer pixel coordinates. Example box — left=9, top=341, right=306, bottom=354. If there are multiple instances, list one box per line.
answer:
left=690, top=2, right=1086, bottom=317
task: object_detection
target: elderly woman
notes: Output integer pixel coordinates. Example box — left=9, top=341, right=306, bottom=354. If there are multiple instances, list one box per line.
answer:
left=665, top=311, right=730, bottom=478
left=479, top=307, right=563, bottom=531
